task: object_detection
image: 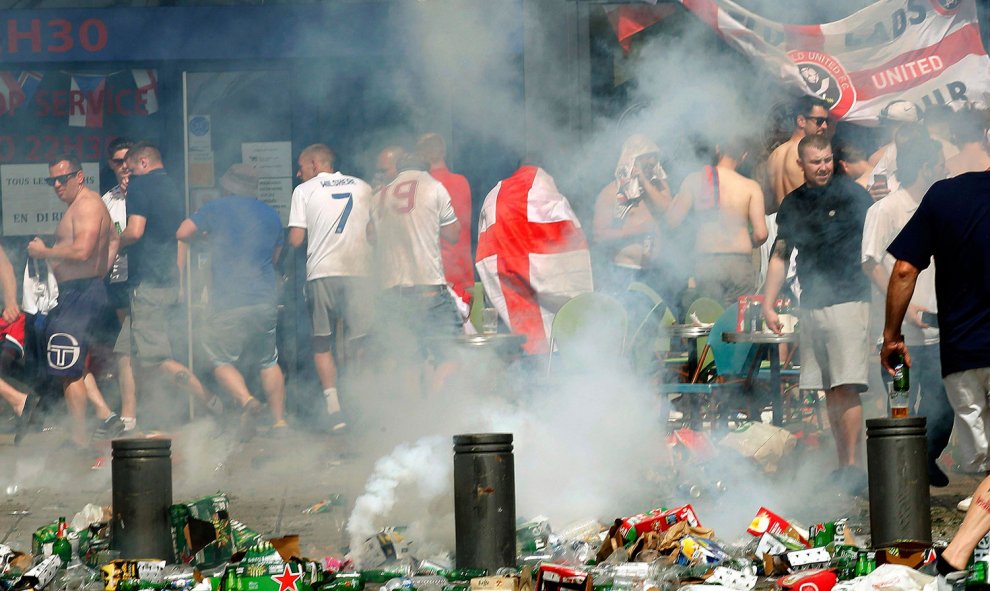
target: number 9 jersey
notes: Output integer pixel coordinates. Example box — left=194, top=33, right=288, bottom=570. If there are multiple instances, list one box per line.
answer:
left=372, top=169, right=457, bottom=288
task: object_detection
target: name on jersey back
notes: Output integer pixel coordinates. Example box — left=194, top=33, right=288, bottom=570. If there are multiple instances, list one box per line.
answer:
left=321, top=178, right=356, bottom=187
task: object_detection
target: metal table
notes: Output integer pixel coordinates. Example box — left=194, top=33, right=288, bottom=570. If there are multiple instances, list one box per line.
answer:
left=667, top=324, right=713, bottom=384
left=448, top=333, right=527, bottom=357
left=723, top=331, right=798, bottom=425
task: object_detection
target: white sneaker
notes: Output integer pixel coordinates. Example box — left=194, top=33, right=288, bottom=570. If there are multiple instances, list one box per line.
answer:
left=324, top=387, right=340, bottom=416
left=957, top=496, right=973, bottom=512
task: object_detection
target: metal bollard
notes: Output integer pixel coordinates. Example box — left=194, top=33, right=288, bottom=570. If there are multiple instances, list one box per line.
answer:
left=453, top=433, right=516, bottom=571
left=866, top=417, right=931, bottom=547
left=111, top=438, right=174, bottom=560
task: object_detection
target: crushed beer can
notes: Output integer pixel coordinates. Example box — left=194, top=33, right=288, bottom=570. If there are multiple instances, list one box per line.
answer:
left=517, top=518, right=552, bottom=555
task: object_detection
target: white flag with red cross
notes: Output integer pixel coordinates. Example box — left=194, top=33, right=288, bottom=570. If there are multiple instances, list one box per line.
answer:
left=476, top=166, right=594, bottom=355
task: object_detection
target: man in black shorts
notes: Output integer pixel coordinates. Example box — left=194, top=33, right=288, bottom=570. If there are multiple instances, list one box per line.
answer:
left=28, top=155, right=122, bottom=447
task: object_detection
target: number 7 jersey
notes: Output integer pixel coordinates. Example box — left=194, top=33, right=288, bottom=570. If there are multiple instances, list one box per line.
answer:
left=288, top=171, right=374, bottom=280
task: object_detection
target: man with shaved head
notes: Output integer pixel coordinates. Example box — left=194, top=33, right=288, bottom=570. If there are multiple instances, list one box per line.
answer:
left=369, top=147, right=462, bottom=390
left=122, top=142, right=223, bottom=424
left=763, top=134, right=873, bottom=495
left=374, top=145, right=405, bottom=191
left=416, top=133, right=474, bottom=329
left=288, top=143, right=374, bottom=431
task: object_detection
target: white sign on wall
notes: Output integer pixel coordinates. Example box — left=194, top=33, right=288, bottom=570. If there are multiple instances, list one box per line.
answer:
left=1, top=163, right=100, bottom=236
left=242, top=142, right=293, bottom=225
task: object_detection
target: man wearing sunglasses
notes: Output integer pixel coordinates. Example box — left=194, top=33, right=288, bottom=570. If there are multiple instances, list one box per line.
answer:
left=766, top=96, right=830, bottom=212
left=27, top=155, right=122, bottom=447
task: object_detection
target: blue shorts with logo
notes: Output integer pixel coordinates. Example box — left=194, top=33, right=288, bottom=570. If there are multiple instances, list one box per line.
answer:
left=45, top=277, right=108, bottom=378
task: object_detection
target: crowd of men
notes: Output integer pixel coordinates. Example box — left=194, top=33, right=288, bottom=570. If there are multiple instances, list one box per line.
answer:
left=1, top=99, right=990, bottom=511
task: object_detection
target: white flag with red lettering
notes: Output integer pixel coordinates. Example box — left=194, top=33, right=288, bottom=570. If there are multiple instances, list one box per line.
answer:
left=0, top=72, right=26, bottom=116
left=476, top=166, right=594, bottom=355
left=131, top=69, right=159, bottom=115
left=680, top=0, right=990, bottom=121
left=68, top=74, right=107, bottom=128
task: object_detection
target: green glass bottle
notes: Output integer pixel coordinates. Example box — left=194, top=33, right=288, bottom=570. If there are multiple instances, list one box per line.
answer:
left=52, top=517, right=71, bottom=566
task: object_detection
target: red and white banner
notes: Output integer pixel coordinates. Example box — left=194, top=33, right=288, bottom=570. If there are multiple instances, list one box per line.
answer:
left=476, top=166, right=593, bottom=355
left=0, top=72, right=27, bottom=116
left=68, top=74, right=107, bottom=128
left=131, top=69, right=159, bottom=114
left=680, top=0, right=990, bottom=122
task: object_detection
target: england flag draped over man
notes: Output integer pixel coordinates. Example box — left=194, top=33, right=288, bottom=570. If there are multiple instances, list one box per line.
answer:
left=476, top=161, right=593, bottom=355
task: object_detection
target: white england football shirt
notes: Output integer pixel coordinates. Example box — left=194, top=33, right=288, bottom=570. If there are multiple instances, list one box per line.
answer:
left=373, top=170, right=457, bottom=288
left=288, top=171, right=373, bottom=280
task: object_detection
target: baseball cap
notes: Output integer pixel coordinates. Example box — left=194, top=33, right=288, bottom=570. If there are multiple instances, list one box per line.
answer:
left=220, top=163, right=259, bottom=196
left=881, top=100, right=920, bottom=123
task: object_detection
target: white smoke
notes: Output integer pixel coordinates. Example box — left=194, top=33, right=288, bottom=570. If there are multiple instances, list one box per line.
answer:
left=346, top=436, right=453, bottom=566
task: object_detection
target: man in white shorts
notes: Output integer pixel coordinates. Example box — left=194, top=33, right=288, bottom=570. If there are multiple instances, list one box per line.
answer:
left=763, top=134, right=874, bottom=496
left=288, top=144, right=374, bottom=431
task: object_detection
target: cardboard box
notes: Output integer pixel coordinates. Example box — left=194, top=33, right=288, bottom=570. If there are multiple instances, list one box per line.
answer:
left=472, top=576, right=520, bottom=591
left=169, top=494, right=235, bottom=569
left=535, top=564, right=591, bottom=591
left=746, top=507, right=809, bottom=547
left=618, top=505, right=701, bottom=543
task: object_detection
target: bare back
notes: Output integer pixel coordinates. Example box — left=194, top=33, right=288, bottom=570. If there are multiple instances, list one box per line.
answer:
left=766, top=139, right=805, bottom=206
left=50, top=188, right=114, bottom=282
left=682, top=167, right=766, bottom=254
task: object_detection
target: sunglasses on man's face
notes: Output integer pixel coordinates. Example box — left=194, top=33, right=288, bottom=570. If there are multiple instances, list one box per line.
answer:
left=110, top=158, right=126, bottom=166
left=806, top=116, right=829, bottom=127
left=45, top=171, right=81, bottom=186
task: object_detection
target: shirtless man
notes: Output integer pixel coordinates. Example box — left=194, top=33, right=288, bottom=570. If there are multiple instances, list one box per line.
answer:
left=665, top=139, right=768, bottom=306
left=28, top=155, right=122, bottom=447
left=592, top=134, right=669, bottom=295
left=946, top=108, right=990, bottom=177
left=765, top=96, right=830, bottom=211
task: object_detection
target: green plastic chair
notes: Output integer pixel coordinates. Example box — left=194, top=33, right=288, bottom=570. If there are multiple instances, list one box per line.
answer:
left=548, top=293, right=628, bottom=374
left=625, top=283, right=677, bottom=376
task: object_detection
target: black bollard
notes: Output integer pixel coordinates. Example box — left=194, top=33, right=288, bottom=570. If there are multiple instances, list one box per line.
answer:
left=111, top=438, right=174, bottom=560
left=453, top=433, right=516, bottom=571
left=866, top=417, right=931, bottom=547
